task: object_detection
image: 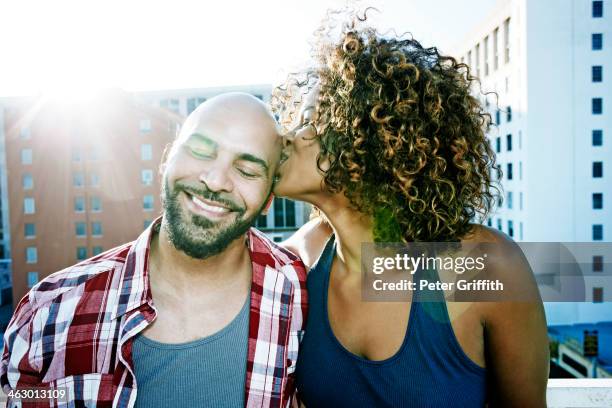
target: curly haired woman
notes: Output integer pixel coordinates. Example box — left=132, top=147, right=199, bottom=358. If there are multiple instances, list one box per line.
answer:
left=272, top=11, right=549, bottom=408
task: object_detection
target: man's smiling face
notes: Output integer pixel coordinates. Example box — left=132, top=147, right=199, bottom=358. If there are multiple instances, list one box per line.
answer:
left=161, top=93, right=282, bottom=259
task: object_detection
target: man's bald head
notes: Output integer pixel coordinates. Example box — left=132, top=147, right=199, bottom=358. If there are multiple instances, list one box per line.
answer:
left=179, top=92, right=279, bottom=143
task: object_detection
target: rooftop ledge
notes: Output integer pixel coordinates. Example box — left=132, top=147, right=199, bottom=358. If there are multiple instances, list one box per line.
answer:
left=548, top=379, right=612, bottom=407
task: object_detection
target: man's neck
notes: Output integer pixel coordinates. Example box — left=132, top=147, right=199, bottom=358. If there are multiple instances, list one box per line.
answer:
left=148, top=218, right=252, bottom=297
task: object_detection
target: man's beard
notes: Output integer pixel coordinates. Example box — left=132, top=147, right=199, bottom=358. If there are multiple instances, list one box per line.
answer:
left=162, top=179, right=266, bottom=259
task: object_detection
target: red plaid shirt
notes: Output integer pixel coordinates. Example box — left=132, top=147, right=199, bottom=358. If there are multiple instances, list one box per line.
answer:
left=0, top=218, right=307, bottom=407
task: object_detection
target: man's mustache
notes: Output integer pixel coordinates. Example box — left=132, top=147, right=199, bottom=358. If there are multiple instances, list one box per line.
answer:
left=173, top=182, right=244, bottom=213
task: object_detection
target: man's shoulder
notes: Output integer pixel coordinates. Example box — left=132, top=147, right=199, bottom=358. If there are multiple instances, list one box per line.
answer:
left=248, top=228, right=306, bottom=280
left=248, top=227, right=302, bottom=265
left=26, top=241, right=133, bottom=311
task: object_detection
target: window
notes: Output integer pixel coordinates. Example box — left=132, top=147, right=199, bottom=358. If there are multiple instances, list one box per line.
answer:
left=496, top=137, right=501, bottom=153
left=495, top=110, right=501, bottom=125
left=77, top=247, right=87, bottom=260
left=497, top=218, right=502, bottom=231
left=519, top=161, right=523, bottom=180
left=141, top=169, right=154, bottom=186
left=89, top=148, right=100, bottom=161
left=506, top=106, right=512, bottom=122
left=508, top=220, right=514, bottom=237
left=593, top=287, right=603, bottom=303
left=592, top=98, right=603, bottom=114
left=593, top=255, right=604, bottom=272
left=75, top=222, right=87, bottom=237
left=73, top=172, right=84, bottom=187
left=593, top=1, right=603, bottom=17
left=26, top=247, right=37, bottom=263
left=143, top=220, right=152, bottom=229
left=519, top=192, right=523, bottom=210
left=20, top=126, right=31, bottom=139
left=255, top=214, right=268, bottom=228
left=74, top=196, right=85, bottom=212
left=467, top=51, right=472, bottom=69
left=507, top=163, right=513, bottom=180
left=92, top=246, right=104, bottom=256
left=91, top=196, right=102, bottom=212
left=187, top=97, right=206, bottom=115
left=91, top=173, right=100, bottom=187
left=593, top=193, right=603, bottom=209
left=592, top=33, right=603, bottom=50
left=593, top=161, right=603, bottom=178
left=273, top=197, right=296, bottom=228
left=519, top=222, right=524, bottom=240
left=487, top=218, right=492, bottom=227
left=507, top=191, right=513, bottom=209
left=24, top=223, right=36, bottom=238
left=141, top=144, right=153, bottom=161
left=593, top=224, right=603, bottom=241
left=24, top=198, right=35, bottom=214
left=493, top=27, right=499, bottom=70
left=160, top=98, right=180, bottom=113
left=519, top=131, right=522, bottom=149
left=506, top=134, right=512, bottom=151
left=143, top=195, right=154, bottom=211
left=22, top=173, right=33, bottom=189
left=484, top=35, right=489, bottom=76
left=27, top=272, right=39, bottom=288
left=92, top=222, right=103, bottom=236
left=72, top=149, right=81, bottom=162
left=503, top=18, right=510, bottom=63
left=21, top=149, right=32, bottom=165
left=253, top=94, right=263, bottom=101
left=475, top=43, right=480, bottom=77
left=592, top=66, right=603, bottom=82
left=593, top=130, right=603, bottom=146
left=140, top=119, right=151, bottom=133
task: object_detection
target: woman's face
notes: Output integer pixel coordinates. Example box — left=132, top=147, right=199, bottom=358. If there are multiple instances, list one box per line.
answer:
left=273, top=88, right=328, bottom=200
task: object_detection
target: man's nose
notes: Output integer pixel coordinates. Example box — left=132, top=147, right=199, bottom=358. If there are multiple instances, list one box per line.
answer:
left=199, top=166, right=234, bottom=193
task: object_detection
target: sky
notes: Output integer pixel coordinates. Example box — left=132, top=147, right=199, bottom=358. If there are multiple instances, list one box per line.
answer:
left=0, top=0, right=498, bottom=97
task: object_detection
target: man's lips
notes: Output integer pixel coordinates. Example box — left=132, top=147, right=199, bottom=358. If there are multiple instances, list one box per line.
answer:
left=181, top=190, right=239, bottom=216
left=190, top=194, right=231, bottom=214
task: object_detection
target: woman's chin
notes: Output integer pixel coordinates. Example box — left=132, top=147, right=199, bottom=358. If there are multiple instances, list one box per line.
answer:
left=273, top=176, right=302, bottom=199
left=273, top=177, right=291, bottom=198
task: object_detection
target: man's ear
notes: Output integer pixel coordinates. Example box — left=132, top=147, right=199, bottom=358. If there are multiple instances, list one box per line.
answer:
left=261, top=193, right=274, bottom=215
left=159, top=142, right=174, bottom=177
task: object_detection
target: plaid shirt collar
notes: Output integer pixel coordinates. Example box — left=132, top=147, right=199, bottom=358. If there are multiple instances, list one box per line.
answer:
left=109, top=218, right=157, bottom=321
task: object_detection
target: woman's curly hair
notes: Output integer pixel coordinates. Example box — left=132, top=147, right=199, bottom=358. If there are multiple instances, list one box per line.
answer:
left=272, top=9, right=501, bottom=243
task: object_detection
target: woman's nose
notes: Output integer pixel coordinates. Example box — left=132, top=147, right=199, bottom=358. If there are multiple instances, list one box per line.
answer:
left=282, top=131, right=295, bottom=148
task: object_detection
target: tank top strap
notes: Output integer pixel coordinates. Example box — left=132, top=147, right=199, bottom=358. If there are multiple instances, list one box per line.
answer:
left=308, top=234, right=336, bottom=279
left=413, top=247, right=452, bottom=324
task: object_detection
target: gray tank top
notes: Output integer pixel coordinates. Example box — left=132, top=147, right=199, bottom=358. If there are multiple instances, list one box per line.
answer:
left=132, top=294, right=250, bottom=408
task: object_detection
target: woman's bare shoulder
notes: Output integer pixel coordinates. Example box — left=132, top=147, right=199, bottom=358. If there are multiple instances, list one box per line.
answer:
left=462, top=224, right=543, bottom=317
left=281, top=217, right=334, bottom=270
left=461, top=223, right=509, bottom=244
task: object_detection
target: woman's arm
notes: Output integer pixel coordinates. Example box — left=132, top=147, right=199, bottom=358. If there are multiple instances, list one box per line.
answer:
left=479, top=231, right=549, bottom=407
left=281, top=216, right=333, bottom=270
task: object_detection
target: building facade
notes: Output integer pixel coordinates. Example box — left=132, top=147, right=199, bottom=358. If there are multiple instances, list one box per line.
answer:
left=452, top=0, right=611, bottom=377
left=1, top=90, right=181, bottom=304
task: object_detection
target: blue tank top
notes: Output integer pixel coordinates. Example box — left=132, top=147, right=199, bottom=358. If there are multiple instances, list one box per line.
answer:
left=295, top=236, right=487, bottom=407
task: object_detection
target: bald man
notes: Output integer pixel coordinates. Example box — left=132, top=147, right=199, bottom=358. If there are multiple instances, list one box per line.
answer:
left=0, top=93, right=307, bottom=408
